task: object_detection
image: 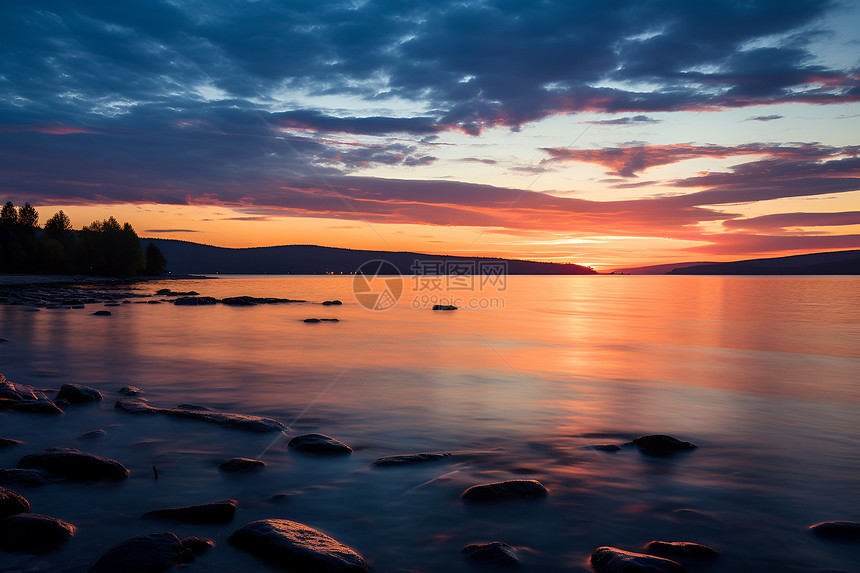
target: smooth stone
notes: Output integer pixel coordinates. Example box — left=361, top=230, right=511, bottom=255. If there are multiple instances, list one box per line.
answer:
left=461, top=541, right=520, bottom=567
left=810, top=521, right=860, bottom=541
left=0, top=486, right=30, bottom=519
left=228, top=518, right=368, bottom=572
left=92, top=310, right=111, bottom=316
left=173, top=296, right=217, bottom=305
left=645, top=541, right=718, bottom=558
left=17, top=447, right=129, bottom=481
left=591, top=546, right=685, bottom=573
left=288, top=434, right=353, bottom=454
left=219, top=458, right=266, bottom=473
left=321, top=300, right=343, bottom=305
left=11, top=399, right=64, bottom=414
left=632, top=435, right=697, bottom=456
left=0, top=437, right=23, bottom=448
left=54, top=398, right=71, bottom=408
left=119, top=385, right=142, bottom=396
left=143, top=499, right=236, bottom=524
left=78, top=429, right=107, bottom=440
left=89, top=532, right=193, bottom=572
left=221, top=295, right=305, bottom=305
left=304, top=318, right=322, bottom=323
left=372, top=452, right=451, bottom=467
left=156, top=289, right=199, bottom=296
left=461, top=479, right=548, bottom=503
left=432, top=304, right=458, bottom=310
left=0, top=513, right=75, bottom=553
left=115, top=398, right=288, bottom=432
left=0, top=468, right=51, bottom=486
left=176, top=403, right=213, bottom=411
left=56, top=383, right=103, bottom=403
left=181, top=536, right=214, bottom=555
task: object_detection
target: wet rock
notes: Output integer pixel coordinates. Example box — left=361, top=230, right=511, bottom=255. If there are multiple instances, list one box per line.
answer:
left=56, top=383, right=103, bottom=403
left=645, top=541, right=718, bottom=559
left=17, top=447, right=129, bottom=481
left=810, top=521, right=860, bottom=541
left=173, top=296, right=217, bottom=305
left=0, top=468, right=50, bottom=486
left=590, top=547, right=685, bottom=573
left=92, top=310, right=112, bottom=316
left=289, top=433, right=353, bottom=454
left=304, top=318, right=321, bottom=323
left=143, top=499, right=236, bottom=524
left=0, top=437, right=22, bottom=448
left=90, top=531, right=192, bottom=572
left=432, top=304, right=458, bottom=310
left=115, top=398, right=287, bottom=432
left=588, top=444, right=622, bottom=452
left=54, top=398, right=71, bottom=409
left=321, top=300, right=343, bottom=306
left=461, top=479, right=548, bottom=503
left=119, top=385, right=142, bottom=396
left=0, top=513, right=75, bottom=553
left=0, top=486, right=30, bottom=519
left=221, top=295, right=305, bottom=305
left=176, top=403, right=213, bottom=411
left=228, top=518, right=368, bottom=572
left=156, top=289, right=199, bottom=296
left=11, top=398, right=63, bottom=414
left=78, top=429, right=107, bottom=440
left=181, top=536, right=214, bottom=555
left=219, top=458, right=266, bottom=473
left=632, top=435, right=697, bottom=456
left=461, top=541, right=520, bottom=567
left=372, top=452, right=451, bottom=467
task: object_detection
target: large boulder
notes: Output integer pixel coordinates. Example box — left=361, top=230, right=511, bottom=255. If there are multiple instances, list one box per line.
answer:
left=591, top=547, right=685, bottom=573
left=0, top=486, right=30, bottom=519
left=461, top=479, right=548, bottom=503
left=143, top=499, right=236, bottom=524
left=288, top=434, right=352, bottom=454
left=0, top=513, right=75, bottom=553
left=89, top=532, right=192, bottom=572
left=632, top=435, right=697, bottom=456
left=372, top=452, right=451, bottom=467
left=17, top=447, right=129, bottom=481
left=115, top=399, right=287, bottom=432
left=56, top=383, right=103, bottom=403
left=228, top=518, right=368, bottom=572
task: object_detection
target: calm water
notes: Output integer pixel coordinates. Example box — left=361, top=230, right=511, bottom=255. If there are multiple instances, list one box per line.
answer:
left=1, top=275, right=859, bottom=572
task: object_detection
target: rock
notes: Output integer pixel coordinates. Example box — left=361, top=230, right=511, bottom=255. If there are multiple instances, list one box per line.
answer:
left=0, top=468, right=50, bottom=486
left=461, top=479, right=548, bottom=503
left=176, top=403, right=213, bottom=411
left=461, top=541, right=520, bottom=567
left=321, top=300, right=342, bottom=306
left=228, top=518, right=368, bottom=572
left=143, top=499, right=236, bottom=524
left=17, top=447, right=129, bottom=481
left=78, top=429, right=107, bottom=440
left=11, top=398, right=64, bottom=414
left=156, top=289, right=199, bottom=296
left=372, top=452, right=451, bottom=467
left=90, top=532, right=192, bottom=572
left=288, top=434, right=353, bottom=454
left=219, top=458, right=266, bottom=473
left=0, top=437, right=22, bottom=448
left=173, top=296, right=217, bottom=305
left=0, top=486, right=30, bottom=519
left=0, top=513, right=75, bottom=553
left=119, top=385, right=142, bottom=396
left=221, top=296, right=305, bottom=305
left=588, top=444, right=622, bottom=452
left=92, top=310, right=112, bottom=316
left=56, top=383, right=103, bottom=403
left=645, top=541, right=718, bottom=559
left=632, top=435, right=697, bottom=456
left=432, top=304, right=458, bottom=310
left=115, top=398, right=288, bottom=432
left=54, top=398, right=71, bottom=408
left=181, top=536, right=214, bottom=555
left=590, top=547, right=685, bottom=573
left=810, top=521, right=860, bottom=541
left=304, top=318, right=322, bottom=323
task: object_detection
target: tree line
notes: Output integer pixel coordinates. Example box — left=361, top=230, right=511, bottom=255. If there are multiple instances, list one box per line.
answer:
left=0, top=201, right=166, bottom=276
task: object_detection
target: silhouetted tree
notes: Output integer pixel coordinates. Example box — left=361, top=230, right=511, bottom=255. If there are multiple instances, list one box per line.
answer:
left=18, top=203, right=38, bottom=228
left=145, top=242, right=167, bottom=275
left=77, top=216, right=145, bottom=276
left=0, top=201, right=18, bottom=226
left=44, top=210, right=73, bottom=240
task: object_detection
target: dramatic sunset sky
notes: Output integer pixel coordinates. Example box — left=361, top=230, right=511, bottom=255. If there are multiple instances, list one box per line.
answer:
left=2, top=1, right=859, bottom=269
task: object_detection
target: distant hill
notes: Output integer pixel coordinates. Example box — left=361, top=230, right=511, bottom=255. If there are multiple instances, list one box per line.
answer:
left=139, top=238, right=597, bottom=275
left=612, top=261, right=718, bottom=275
left=669, top=249, right=860, bottom=275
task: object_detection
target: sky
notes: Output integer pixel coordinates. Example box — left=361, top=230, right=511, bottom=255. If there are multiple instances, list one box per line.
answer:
left=1, top=0, right=859, bottom=269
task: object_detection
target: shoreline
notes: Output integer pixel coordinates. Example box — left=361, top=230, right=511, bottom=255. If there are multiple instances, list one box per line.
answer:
left=0, top=274, right=209, bottom=287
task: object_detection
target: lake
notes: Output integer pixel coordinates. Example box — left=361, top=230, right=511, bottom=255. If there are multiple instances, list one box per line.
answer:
left=1, top=275, right=859, bottom=572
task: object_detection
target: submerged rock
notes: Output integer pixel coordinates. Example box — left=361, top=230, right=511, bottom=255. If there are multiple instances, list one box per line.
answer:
left=143, top=499, right=236, bottom=524
left=219, top=458, right=266, bottom=473
left=0, top=486, right=30, bottom=519
left=92, top=310, right=112, bottom=316
left=590, top=547, right=685, bottom=573
left=173, top=296, right=217, bottom=305
left=587, top=444, right=622, bottom=452
left=115, top=398, right=288, bottom=432
left=221, top=295, right=305, bottom=305
left=461, top=479, right=548, bottom=503
left=78, top=429, right=107, bottom=440
left=321, top=300, right=343, bottom=306
left=288, top=434, right=352, bottom=454
left=0, top=468, right=50, bottom=486
left=181, top=536, right=214, bottom=555
left=632, top=435, right=697, bottom=456
left=372, top=452, right=451, bottom=467
left=810, top=521, right=860, bottom=541
left=228, top=518, right=368, bottom=572
left=0, top=437, right=22, bottom=448
left=0, top=513, right=75, bottom=553
left=56, top=383, right=103, bottom=403
left=17, top=447, right=129, bottom=481
left=90, top=532, right=192, bottom=572
left=645, top=541, right=718, bottom=558
left=11, top=398, right=63, bottom=414
left=119, top=385, right=142, bottom=396
left=461, top=541, right=520, bottom=567
left=432, top=304, right=458, bottom=310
